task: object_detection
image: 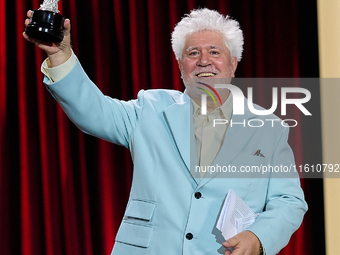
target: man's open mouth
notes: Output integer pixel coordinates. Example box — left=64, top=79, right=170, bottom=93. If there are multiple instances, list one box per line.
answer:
left=196, top=72, right=217, bottom=77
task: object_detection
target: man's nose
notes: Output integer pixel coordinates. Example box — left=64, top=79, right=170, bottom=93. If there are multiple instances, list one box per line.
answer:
left=197, top=51, right=211, bottom=66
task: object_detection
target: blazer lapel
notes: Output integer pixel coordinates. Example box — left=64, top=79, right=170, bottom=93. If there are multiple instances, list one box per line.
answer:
left=163, top=91, right=199, bottom=184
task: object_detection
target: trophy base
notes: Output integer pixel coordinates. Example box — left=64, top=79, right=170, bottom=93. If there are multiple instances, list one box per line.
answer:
left=25, top=10, right=64, bottom=43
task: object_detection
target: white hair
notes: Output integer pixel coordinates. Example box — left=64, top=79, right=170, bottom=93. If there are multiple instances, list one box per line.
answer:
left=171, top=8, right=244, bottom=62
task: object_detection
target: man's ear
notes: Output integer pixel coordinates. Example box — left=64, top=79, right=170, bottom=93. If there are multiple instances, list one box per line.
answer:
left=178, top=60, right=184, bottom=78
left=231, top=57, right=238, bottom=77
left=178, top=59, right=183, bottom=72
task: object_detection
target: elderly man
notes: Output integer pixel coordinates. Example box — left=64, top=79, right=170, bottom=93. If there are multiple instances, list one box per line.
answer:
left=24, top=8, right=307, bottom=255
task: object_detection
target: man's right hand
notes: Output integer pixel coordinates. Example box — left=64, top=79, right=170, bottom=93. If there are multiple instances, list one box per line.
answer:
left=23, top=10, right=73, bottom=68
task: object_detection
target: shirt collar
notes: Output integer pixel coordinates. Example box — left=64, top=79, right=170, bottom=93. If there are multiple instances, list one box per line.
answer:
left=191, top=93, right=233, bottom=120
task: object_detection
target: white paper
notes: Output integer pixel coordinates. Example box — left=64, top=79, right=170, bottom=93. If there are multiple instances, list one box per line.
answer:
left=216, top=189, right=259, bottom=240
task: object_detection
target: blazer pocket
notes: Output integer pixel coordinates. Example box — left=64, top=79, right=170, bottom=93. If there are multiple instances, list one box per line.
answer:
left=229, top=152, right=268, bottom=178
left=124, top=199, right=156, bottom=221
left=231, top=152, right=266, bottom=165
left=115, top=221, right=153, bottom=248
left=115, top=199, right=156, bottom=248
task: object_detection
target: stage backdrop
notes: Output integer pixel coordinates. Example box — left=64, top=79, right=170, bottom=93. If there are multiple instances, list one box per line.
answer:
left=0, top=0, right=324, bottom=254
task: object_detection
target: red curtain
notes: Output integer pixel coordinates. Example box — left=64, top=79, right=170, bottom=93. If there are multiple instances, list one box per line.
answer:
left=0, top=0, right=323, bottom=254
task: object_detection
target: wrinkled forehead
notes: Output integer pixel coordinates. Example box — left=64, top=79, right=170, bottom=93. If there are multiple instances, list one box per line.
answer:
left=182, top=30, right=230, bottom=56
left=182, top=30, right=229, bottom=52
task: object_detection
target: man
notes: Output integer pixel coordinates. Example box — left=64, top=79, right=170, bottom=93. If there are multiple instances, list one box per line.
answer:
left=24, top=8, right=307, bottom=255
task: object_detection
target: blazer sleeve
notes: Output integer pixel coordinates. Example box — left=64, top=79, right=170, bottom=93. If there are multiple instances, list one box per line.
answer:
left=44, top=59, right=144, bottom=148
left=246, top=126, right=308, bottom=255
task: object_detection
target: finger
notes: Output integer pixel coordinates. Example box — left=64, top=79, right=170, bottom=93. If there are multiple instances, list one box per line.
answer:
left=223, top=239, right=235, bottom=248
left=22, top=31, right=35, bottom=43
left=24, top=18, right=31, bottom=27
left=22, top=31, right=30, bottom=41
left=22, top=32, right=43, bottom=47
left=224, top=234, right=241, bottom=248
left=63, top=19, right=71, bottom=36
left=224, top=250, right=232, bottom=255
left=27, top=10, right=33, bottom=18
left=22, top=32, right=40, bottom=47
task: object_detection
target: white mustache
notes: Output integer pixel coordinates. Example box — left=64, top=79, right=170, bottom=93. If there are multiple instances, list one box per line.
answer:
left=191, top=68, right=220, bottom=76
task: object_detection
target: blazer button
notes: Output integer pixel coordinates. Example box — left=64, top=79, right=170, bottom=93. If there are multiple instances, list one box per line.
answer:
left=194, top=192, right=202, bottom=199
left=186, top=233, right=193, bottom=240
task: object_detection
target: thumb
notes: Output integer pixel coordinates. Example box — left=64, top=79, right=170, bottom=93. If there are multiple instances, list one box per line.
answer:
left=63, top=19, right=71, bottom=37
left=223, top=236, right=238, bottom=248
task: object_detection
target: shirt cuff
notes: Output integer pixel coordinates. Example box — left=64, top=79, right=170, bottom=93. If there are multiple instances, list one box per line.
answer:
left=41, top=51, right=77, bottom=83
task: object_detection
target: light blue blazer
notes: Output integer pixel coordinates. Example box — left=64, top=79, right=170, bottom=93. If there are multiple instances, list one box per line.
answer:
left=45, top=60, right=307, bottom=255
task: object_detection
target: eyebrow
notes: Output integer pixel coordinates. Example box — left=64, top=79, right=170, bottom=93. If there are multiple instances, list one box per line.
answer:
left=185, top=45, right=222, bottom=52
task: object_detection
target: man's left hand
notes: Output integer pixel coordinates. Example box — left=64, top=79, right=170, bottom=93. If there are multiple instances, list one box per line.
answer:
left=222, top=231, right=262, bottom=255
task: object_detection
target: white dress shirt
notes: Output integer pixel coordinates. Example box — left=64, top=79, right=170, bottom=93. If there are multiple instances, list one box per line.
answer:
left=192, top=95, right=233, bottom=178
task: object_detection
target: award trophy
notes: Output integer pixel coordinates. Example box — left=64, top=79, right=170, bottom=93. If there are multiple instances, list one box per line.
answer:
left=25, top=0, right=64, bottom=42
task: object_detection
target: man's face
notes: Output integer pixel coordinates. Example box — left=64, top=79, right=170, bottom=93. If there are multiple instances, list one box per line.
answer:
left=178, top=30, right=238, bottom=101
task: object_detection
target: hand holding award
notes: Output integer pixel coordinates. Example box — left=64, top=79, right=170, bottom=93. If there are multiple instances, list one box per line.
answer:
left=23, top=0, right=72, bottom=67
left=25, top=0, right=64, bottom=42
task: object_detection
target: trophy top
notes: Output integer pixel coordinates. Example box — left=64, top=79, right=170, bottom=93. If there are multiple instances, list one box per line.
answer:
left=40, top=0, right=60, bottom=13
